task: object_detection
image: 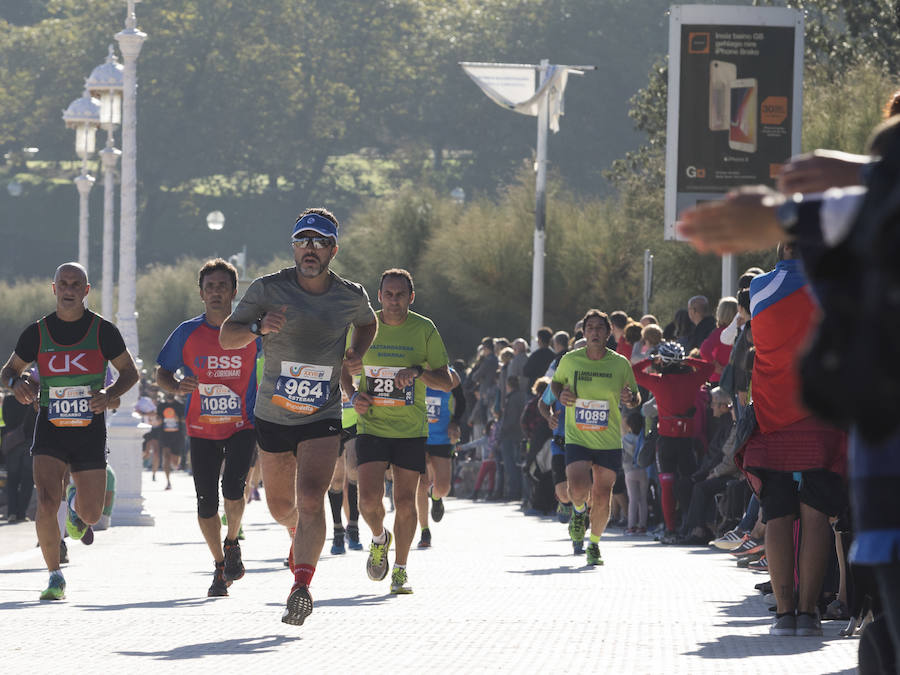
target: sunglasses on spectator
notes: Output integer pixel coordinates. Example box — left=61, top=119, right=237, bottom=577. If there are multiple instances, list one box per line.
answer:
left=291, top=236, right=334, bottom=249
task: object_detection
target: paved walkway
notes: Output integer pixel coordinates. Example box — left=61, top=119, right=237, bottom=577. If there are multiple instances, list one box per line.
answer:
left=0, top=472, right=858, bottom=673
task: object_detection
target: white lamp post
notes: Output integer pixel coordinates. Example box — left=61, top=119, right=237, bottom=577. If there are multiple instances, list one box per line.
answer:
left=106, top=0, right=153, bottom=527
left=62, top=91, right=100, bottom=273
left=115, top=0, right=146, bottom=365
left=87, top=45, right=124, bottom=321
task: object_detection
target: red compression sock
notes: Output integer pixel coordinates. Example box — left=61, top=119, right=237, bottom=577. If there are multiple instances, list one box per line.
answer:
left=294, top=564, right=315, bottom=587
left=658, top=473, right=676, bottom=532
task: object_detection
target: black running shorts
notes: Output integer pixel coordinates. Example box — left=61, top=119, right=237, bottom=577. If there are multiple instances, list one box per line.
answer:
left=31, top=408, right=107, bottom=472
left=425, top=443, right=453, bottom=459
left=255, top=417, right=341, bottom=454
left=564, top=443, right=623, bottom=473
left=356, top=434, right=426, bottom=473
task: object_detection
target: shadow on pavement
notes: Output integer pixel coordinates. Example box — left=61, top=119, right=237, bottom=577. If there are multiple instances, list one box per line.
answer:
left=507, top=566, right=593, bottom=576
left=685, top=632, right=829, bottom=658
left=714, top=594, right=767, bottom=618
left=117, top=634, right=298, bottom=660
left=0, top=568, right=44, bottom=574
left=265, top=593, right=387, bottom=609
left=158, top=542, right=205, bottom=547
left=305, top=593, right=388, bottom=608
left=76, top=597, right=210, bottom=611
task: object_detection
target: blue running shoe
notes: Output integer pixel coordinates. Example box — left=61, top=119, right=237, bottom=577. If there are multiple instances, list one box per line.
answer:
left=331, top=528, right=346, bottom=555
left=346, top=524, right=363, bottom=551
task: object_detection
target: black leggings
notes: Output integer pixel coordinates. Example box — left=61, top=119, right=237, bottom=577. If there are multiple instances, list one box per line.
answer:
left=190, top=429, right=256, bottom=518
left=657, top=436, right=696, bottom=476
left=657, top=436, right=697, bottom=521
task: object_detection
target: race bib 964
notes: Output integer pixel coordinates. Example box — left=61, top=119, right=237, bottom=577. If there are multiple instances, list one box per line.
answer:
left=272, top=362, right=333, bottom=414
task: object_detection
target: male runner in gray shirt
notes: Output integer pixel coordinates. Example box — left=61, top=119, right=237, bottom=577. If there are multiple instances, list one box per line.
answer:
left=221, top=208, right=376, bottom=626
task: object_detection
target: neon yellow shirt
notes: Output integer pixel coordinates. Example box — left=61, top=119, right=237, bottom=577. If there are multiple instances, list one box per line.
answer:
left=552, top=347, right=637, bottom=450
left=357, top=310, right=449, bottom=439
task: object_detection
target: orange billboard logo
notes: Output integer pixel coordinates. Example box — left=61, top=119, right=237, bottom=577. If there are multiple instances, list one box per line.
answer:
left=688, top=32, right=710, bottom=54
left=761, top=97, right=788, bottom=125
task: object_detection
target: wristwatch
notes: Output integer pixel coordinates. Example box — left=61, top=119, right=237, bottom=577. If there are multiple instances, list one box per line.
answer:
left=775, top=193, right=821, bottom=241
left=775, top=193, right=801, bottom=232
left=411, top=365, right=424, bottom=378
left=249, top=313, right=266, bottom=336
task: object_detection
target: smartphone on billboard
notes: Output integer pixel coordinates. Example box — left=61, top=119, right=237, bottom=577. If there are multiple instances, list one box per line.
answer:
left=729, top=78, right=758, bottom=153
left=709, top=60, right=736, bottom=131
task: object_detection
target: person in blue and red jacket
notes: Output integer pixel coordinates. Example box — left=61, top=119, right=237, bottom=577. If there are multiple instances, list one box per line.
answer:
left=157, top=258, right=261, bottom=598
left=739, top=242, right=847, bottom=637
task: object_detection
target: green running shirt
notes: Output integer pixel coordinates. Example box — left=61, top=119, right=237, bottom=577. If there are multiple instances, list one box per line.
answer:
left=552, top=347, right=637, bottom=450
left=357, top=310, right=449, bottom=439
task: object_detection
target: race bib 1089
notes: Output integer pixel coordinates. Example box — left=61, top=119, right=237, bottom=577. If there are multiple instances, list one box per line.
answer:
left=574, top=398, right=610, bottom=432
left=272, top=362, right=333, bottom=414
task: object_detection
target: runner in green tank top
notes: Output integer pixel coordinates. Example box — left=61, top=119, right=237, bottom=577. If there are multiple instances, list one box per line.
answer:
left=550, top=309, right=640, bottom=566
left=1, top=263, right=139, bottom=600
left=342, top=269, right=452, bottom=594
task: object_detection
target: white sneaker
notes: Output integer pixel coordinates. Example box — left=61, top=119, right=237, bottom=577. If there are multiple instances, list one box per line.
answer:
left=712, top=529, right=745, bottom=550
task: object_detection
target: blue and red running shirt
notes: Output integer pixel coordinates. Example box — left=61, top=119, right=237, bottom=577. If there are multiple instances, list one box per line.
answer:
left=749, top=258, right=817, bottom=434
left=157, top=315, right=261, bottom=440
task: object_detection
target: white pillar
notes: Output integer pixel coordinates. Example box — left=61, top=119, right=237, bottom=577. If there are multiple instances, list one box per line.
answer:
left=722, top=254, right=736, bottom=299
left=74, top=173, right=94, bottom=273
left=109, top=1, right=153, bottom=527
left=530, top=59, right=549, bottom=350
left=100, top=134, right=121, bottom=320
left=115, top=2, right=145, bottom=367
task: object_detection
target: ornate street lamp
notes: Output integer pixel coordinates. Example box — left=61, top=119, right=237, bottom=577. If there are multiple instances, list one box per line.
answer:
left=62, top=90, right=100, bottom=273
left=206, top=210, right=225, bottom=231
left=87, top=45, right=124, bottom=320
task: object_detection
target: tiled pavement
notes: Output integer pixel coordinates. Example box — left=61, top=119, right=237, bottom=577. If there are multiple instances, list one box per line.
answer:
left=0, top=472, right=858, bottom=673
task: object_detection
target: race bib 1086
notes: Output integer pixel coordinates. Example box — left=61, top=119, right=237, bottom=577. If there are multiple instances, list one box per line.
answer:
left=272, top=362, right=333, bottom=414
left=574, top=398, right=610, bottom=432
left=47, top=385, right=93, bottom=427
left=364, top=365, right=414, bottom=407
left=197, top=383, right=243, bottom=424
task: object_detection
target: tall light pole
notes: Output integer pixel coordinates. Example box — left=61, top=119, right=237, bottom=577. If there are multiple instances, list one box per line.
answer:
left=87, top=45, right=124, bottom=320
left=62, top=91, right=100, bottom=273
left=115, top=0, right=146, bottom=366
left=106, top=0, right=153, bottom=527
left=461, top=61, right=595, bottom=348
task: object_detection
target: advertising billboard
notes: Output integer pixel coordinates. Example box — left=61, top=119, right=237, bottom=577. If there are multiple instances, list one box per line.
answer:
left=664, top=5, right=803, bottom=239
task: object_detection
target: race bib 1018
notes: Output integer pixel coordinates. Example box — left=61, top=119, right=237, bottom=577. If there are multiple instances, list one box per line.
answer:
left=47, top=385, right=93, bottom=427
